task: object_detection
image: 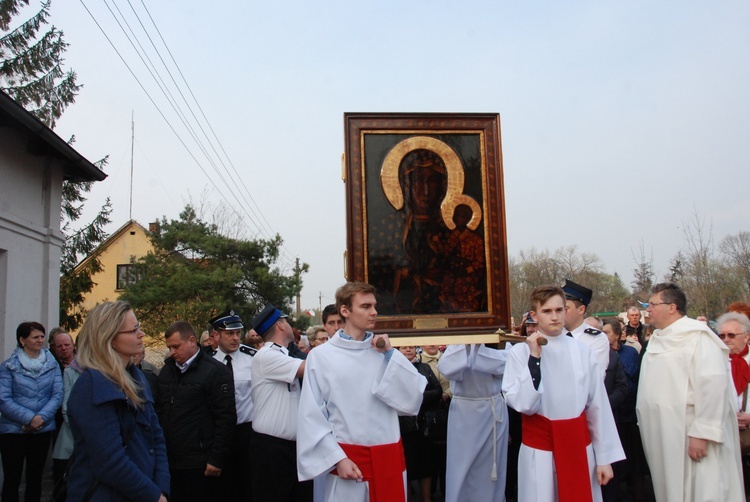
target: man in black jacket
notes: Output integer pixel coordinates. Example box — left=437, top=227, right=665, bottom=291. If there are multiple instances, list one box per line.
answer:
left=156, top=321, right=237, bottom=502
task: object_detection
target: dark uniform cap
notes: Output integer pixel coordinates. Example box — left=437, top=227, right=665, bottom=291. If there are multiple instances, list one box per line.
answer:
left=562, top=279, right=593, bottom=307
left=252, top=303, right=288, bottom=336
left=209, top=309, right=244, bottom=330
left=524, top=312, right=537, bottom=324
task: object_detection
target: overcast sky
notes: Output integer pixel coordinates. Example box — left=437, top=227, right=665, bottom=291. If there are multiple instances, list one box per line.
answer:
left=39, top=0, right=750, bottom=310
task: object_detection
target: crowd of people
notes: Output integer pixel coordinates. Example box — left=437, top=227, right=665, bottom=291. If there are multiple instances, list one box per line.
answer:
left=0, top=279, right=749, bottom=501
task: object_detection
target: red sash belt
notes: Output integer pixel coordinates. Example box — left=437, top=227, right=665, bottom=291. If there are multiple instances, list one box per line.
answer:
left=331, top=439, right=406, bottom=502
left=522, top=412, right=592, bottom=502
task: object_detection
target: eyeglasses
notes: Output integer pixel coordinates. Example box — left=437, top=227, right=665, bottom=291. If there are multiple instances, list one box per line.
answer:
left=718, top=332, right=745, bottom=340
left=647, top=302, right=673, bottom=309
left=118, top=323, right=142, bottom=335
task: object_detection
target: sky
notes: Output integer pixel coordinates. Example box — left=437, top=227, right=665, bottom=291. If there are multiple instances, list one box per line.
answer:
left=30, top=0, right=750, bottom=310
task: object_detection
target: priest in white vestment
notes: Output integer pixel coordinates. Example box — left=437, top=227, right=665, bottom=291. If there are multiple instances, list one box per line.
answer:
left=296, top=282, right=427, bottom=502
left=502, top=285, right=624, bottom=502
left=637, top=283, right=745, bottom=502
left=438, top=343, right=508, bottom=502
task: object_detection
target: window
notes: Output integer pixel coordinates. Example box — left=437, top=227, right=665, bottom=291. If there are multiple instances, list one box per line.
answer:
left=116, top=264, right=138, bottom=290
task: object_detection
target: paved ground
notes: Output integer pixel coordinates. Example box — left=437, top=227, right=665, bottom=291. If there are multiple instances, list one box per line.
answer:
left=1, top=454, right=657, bottom=502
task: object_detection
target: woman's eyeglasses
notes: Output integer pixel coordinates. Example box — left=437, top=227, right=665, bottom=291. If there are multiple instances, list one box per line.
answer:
left=118, top=323, right=142, bottom=335
left=718, top=332, right=745, bottom=340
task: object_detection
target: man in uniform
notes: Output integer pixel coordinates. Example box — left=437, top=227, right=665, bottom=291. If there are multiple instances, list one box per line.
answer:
left=210, top=309, right=256, bottom=500
left=250, top=304, right=311, bottom=502
left=562, top=279, right=610, bottom=379
left=523, top=312, right=538, bottom=336
left=157, top=321, right=236, bottom=502
left=297, top=282, right=427, bottom=502
left=637, top=283, right=743, bottom=501
left=322, top=304, right=344, bottom=337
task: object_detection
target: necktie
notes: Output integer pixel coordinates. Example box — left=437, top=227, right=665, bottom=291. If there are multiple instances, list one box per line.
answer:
left=224, top=354, right=233, bottom=370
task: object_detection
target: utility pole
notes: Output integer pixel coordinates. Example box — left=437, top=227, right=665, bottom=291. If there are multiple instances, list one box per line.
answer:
left=295, top=257, right=301, bottom=318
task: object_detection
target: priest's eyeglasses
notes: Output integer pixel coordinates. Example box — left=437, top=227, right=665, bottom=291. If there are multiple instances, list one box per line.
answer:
left=718, top=332, right=745, bottom=340
left=646, top=302, right=672, bottom=308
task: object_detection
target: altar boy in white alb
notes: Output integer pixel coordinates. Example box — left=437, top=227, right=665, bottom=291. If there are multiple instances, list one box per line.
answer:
left=296, top=282, right=427, bottom=502
left=502, top=285, right=624, bottom=502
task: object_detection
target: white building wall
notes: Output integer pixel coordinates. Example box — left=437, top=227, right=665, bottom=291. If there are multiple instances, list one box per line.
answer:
left=0, top=127, right=65, bottom=359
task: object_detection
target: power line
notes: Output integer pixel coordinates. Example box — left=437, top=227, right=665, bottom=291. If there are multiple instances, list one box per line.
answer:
left=79, top=0, right=299, bottom=270
left=133, top=0, right=279, bottom=240
left=78, top=0, right=266, bottom=244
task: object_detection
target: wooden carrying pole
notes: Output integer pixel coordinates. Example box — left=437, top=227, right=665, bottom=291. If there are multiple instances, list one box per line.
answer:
left=385, top=329, right=528, bottom=348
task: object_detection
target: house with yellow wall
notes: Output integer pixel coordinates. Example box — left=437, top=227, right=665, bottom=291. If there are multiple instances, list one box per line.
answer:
left=70, top=219, right=154, bottom=334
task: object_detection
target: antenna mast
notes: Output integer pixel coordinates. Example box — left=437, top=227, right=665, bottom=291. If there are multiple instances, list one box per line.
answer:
left=129, top=111, right=135, bottom=220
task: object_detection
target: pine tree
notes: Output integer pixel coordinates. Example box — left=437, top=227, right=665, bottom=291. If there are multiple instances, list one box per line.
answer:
left=121, top=205, right=304, bottom=338
left=59, top=146, right=112, bottom=330
left=1, top=1, right=111, bottom=329
left=0, top=0, right=80, bottom=128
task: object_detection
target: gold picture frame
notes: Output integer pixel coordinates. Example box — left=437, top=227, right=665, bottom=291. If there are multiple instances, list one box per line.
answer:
left=343, top=113, right=510, bottom=344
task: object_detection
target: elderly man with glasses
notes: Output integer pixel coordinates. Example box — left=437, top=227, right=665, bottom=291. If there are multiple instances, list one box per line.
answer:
left=717, top=311, right=750, bottom=496
left=636, top=283, right=744, bottom=501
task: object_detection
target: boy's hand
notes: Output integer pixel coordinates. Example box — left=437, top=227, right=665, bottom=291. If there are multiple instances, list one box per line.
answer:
left=596, top=464, right=613, bottom=485
left=526, top=333, right=544, bottom=358
left=336, top=458, right=363, bottom=481
left=372, top=334, right=391, bottom=352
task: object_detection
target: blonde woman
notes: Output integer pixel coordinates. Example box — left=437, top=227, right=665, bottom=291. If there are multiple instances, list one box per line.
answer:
left=67, top=301, right=169, bottom=502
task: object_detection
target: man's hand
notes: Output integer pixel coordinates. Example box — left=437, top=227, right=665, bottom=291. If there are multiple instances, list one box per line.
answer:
left=596, top=464, right=613, bottom=485
left=336, top=458, right=363, bottom=481
left=204, top=463, right=222, bottom=477
left=372, top=334, right=391, bottom=353
left=738, top=412, right=750, bottom=430
left=688, top=436, right=708, bottom=462
left=688, top=436, right=709, bottom=461
left=526, top=333, right=544, bottom=358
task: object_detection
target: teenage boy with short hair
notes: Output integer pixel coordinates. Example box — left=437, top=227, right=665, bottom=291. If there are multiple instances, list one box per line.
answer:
left=297, top=282, right=427, bottom=502
left=502, top=285, right=624, bottom=502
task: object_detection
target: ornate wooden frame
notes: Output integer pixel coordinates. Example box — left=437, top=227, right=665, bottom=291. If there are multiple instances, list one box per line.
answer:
left=343, top=113, right=510, bottom=343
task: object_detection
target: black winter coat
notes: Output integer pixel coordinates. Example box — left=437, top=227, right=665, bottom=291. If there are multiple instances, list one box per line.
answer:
left=156, top=350, right=236, bottom=470
left=399, top=359, right=442, bottom=434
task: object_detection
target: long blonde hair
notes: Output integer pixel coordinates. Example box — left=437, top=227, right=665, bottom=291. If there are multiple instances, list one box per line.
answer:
left=76, top=301, right=144, bottom=408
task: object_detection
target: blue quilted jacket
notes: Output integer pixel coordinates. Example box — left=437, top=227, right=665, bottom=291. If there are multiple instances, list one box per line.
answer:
left=0, top=348, right=63, bottom=434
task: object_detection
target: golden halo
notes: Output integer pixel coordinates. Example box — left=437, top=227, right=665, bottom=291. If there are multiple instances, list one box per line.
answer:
left=445, top=194, right=483, bottom=231
left=381, top=136, right=473, bottom=229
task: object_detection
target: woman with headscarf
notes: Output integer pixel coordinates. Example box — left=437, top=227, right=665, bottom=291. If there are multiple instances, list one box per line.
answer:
left=67, top=301, right=169, bottom=501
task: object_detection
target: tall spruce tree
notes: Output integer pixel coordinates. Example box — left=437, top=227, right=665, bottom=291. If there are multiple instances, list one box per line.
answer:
left=0, top=0, right=79, bottom=127
left=1, top=0, right=111, bottom=329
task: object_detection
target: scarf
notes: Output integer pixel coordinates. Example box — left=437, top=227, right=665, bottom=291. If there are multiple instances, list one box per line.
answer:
left=18, top=349, right=46, bottom=375
left=729, top=345, right=750, bottom=396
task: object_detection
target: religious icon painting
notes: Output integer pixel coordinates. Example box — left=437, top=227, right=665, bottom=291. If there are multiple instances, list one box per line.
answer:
left=343, top=113, right=510, bottom=339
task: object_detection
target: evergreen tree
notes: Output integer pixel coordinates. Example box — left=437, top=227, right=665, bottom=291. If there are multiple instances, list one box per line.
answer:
left=121, top=205, right=305, bottom=338
left=1, top=1, right=111, bottom=329
left=0, top=0, right=79, bottom=128
left=630, top=241, right=654, bottom=300
left=59, top=149, right=112, bottom=330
